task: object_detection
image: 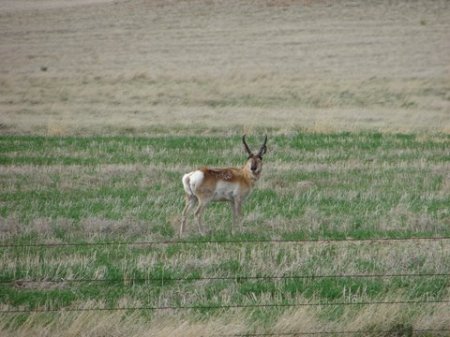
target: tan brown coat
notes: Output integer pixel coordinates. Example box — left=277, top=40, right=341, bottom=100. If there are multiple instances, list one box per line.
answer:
left=180, top=136, right=267, bottom=236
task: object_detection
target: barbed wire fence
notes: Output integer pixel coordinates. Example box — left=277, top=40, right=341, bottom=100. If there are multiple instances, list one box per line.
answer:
left=226, top=330, right=450, bottom=337
left=3, top=272, right=450, bottom=285
left=1, top=235, right=449, bottom=248
left=1, top=299, right=450, bottom=314
left=1, top=236, right=449, bottom=336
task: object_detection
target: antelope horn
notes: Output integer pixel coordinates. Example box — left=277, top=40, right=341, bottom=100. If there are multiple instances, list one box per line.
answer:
left=257, top=135, right=268, bottom=157
left=242, top=135, right=253, bottom=156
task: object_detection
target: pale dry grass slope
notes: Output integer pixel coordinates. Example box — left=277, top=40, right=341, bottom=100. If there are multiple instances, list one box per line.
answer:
left=0, top=0, right=449, bottom=135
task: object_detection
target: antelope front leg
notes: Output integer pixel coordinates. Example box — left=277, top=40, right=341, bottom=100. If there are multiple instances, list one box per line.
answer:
left=232, top=198, right=242, bottom=233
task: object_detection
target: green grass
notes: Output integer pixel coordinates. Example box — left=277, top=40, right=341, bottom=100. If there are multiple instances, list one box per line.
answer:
left=0, top=132, right=449, bottom=334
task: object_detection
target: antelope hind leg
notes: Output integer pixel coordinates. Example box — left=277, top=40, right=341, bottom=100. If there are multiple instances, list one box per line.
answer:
left=180, top=195, right=197, bottom=237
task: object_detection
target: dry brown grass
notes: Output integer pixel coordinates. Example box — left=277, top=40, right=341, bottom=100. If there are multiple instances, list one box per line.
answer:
left=1, top=298, right=449, bottom=337
left=0, top=0, right=449, bottom=135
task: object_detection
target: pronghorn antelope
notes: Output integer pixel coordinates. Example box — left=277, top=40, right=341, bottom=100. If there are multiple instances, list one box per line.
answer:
left=180, top=135, right=267, bottom=236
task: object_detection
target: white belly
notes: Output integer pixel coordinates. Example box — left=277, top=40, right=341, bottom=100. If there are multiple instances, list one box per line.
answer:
left=213, top=181, right=242, bottom=201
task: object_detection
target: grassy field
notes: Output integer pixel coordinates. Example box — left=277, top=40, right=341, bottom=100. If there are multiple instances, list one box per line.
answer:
left=1, top=133, right=449, bottom=336
left=1, top=0, right=450, bottom=336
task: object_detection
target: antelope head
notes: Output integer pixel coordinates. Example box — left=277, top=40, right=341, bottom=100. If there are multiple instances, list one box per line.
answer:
left=242, top=134, right=267, bottom=180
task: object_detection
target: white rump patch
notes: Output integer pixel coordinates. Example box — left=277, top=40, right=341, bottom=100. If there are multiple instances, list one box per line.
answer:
left=182, top=170, right=204, bottom=196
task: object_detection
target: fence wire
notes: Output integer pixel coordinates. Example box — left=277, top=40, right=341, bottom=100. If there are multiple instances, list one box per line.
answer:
left=1, top=299, right=449, bottom=314
left=211, top=329, right=450, bottom=336
left=2, top=272, right=449, bottom=285
left=1, top=236, right=449, bottom=249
